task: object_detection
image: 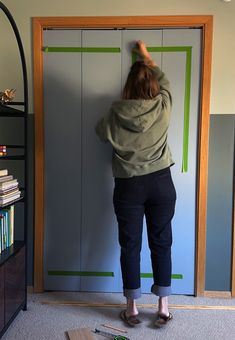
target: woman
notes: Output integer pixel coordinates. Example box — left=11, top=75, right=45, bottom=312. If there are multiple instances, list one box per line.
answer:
left=95, top=40, right=176, bottom=327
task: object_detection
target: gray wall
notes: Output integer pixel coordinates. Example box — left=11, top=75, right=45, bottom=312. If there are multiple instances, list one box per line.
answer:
left=206, top=114, right=235, bottom=291
left=3, top=111, right=235, bottom=291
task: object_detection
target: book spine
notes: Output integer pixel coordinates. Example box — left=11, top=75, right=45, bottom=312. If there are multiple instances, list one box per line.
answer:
left=0, top=215, right=2, bottom=253
left=10, top=205, right=14, bottom=246
left=0, top=207, right=15, bottom=250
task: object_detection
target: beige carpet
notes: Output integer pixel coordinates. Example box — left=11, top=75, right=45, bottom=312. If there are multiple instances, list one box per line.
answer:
left=2, top=291, right=235, bottom=340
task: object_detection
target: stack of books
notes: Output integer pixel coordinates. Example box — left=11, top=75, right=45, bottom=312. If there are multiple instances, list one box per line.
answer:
left=0, top=169, right=21, bottom=206
left=0, top=205, right=14, bottom=253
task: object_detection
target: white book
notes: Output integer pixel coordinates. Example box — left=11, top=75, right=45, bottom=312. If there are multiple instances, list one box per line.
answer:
left=0, top=180, right=18, bottom=190
left=0, top=175, right=13, bottom=183
left=0, top=193, right=21, bottom=205
left=0, top=169, right=8, bottom=177
left=0, top=189, right=19, bottom=199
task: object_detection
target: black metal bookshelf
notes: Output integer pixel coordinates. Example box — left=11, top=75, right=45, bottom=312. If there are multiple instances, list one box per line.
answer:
left=0, top=241, right=25, bottom=267
left=0, top=1, right=28, bottom=338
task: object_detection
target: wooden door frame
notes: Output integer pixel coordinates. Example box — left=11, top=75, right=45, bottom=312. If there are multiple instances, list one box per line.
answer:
left=33, top=15, right=213, bottom=295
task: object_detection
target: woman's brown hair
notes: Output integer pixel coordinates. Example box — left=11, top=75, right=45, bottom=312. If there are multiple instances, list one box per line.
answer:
left=122, top=61, right=160, bottom=100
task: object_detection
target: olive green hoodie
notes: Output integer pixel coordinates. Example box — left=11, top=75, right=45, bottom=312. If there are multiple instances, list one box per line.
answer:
left=95, top=66, right=174, bottom=178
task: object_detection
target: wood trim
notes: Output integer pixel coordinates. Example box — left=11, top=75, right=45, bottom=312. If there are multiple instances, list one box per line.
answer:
left=41, top=301, right=235, bottom=310
left=33, top=15, right=213, bottom=295
left=232, top=148, right=235, bottom=297
left=195, top=17, right=213, bottom=297
left=33, top=18, right=45, bottom=293
left=32, top=15, right=212, bottom=28
left=204, top=291, right=232, bottom=299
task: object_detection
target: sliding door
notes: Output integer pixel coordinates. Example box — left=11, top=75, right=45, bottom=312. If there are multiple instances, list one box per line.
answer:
left=43, top=28, right=201, bottom=294
left=43, top=30, right=82, bottom=290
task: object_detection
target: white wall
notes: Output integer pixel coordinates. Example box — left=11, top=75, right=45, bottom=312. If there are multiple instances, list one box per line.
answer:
left=1, top=0, right=235, bottom=114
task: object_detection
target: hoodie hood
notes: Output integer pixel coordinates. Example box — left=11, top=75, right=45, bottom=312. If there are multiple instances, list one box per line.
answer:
left=111, top=98, right=162, bottom=133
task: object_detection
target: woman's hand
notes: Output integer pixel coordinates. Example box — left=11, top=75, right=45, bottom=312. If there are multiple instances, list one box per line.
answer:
left=133, top=40, right=157, bottom=67
left=134, top=40, right=151, bottom=59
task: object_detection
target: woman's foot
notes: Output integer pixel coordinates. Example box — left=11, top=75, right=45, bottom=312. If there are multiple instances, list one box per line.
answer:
left=119, top=298, right=142, bottom=327
left=154, top=296, right=172, bottom=327
left=155, top=312, right=173, bottom=328
left=120, top=310, right=142, bottom=327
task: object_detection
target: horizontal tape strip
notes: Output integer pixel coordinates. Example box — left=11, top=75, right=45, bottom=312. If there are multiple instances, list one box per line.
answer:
left=132, top=46, right=192, bottom=63
left=43, top=46, right=191, bottom=53
left=48, top=271, right=114, bottom=277
left=48, top=271, right=183, bottom=279
left=141, top=273, right=183, bottom=279
left=147, top=46, right=192, bottom=53
left=43, top=47, right=121, bottom=53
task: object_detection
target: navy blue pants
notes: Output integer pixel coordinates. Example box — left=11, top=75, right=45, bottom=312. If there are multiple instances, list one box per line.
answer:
left=113, top=167, right=176, bottom=299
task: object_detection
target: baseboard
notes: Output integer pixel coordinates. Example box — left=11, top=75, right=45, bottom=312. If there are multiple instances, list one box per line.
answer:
left=26, top=286, right=232, bottom=298
left=204, top=290, right=231, bottom=298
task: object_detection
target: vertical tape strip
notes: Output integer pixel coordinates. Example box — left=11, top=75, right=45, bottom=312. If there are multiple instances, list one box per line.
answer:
left=182, top=48, right=192, bottom=172
left=133, top=46, right=192, bottom=172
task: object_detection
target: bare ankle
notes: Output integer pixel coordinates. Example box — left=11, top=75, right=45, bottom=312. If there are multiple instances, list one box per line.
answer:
left=158, top=296, right=169, bottom=316
left=126, top=298, right=138, bottom=316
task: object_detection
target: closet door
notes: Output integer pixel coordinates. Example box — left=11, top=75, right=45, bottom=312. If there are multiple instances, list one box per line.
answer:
left=42, top=28, right=201, bottom=294
left=162, top=29, right=202, bottom=294
left=80, top=30, right=122, bottom=292
left=43, top=30, right=82, bottom=290
left=121, top=29, right=201, bottom=294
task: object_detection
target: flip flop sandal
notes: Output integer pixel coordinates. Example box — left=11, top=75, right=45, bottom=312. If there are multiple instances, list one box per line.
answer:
left=120, top=310, right=142, bottom=327
left=154, top=312, right=173, bottom=328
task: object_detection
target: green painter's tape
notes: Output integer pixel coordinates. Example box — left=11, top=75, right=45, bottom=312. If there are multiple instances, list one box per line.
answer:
left=48, top=271, right=114, bottom=277
left=141, top=273, right=183, bottom=279
left=44, top=44, right=191, bottom=172
left=132, top=52, right=137, bottom=64
left=43, top=47, right=121, bottom=53
left=48, top=271, right=182, bottom=279
left=132, top=46, right=192, bottom=173
left=147, top=46, right=192, bottom=53
left=182, top=48, right=192, bottom=173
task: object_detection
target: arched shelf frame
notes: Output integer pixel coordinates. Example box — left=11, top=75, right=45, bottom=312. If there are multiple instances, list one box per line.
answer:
left=0, top=2, right=28, bottom=312
left=0, top=1, right=28, bottom=112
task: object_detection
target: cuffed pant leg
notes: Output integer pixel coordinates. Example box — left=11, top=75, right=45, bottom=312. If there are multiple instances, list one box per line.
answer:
left=124, top=288, right=142, bottom=299
left=116, top=204, right=144, bottom=295
left=145, top=168, right=176, bottom=294
left=151, top=284, right=171, bottom=297
left=113, top=178, right=145, bottom=297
